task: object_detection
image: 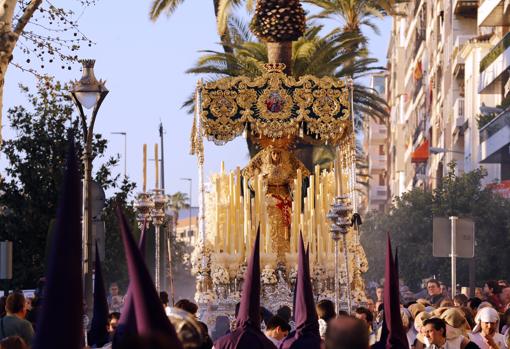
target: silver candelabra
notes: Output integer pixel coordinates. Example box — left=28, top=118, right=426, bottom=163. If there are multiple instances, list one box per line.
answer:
left=135, top=190, right=168, bottom=292
left=327, top=195, right=353, bottom=314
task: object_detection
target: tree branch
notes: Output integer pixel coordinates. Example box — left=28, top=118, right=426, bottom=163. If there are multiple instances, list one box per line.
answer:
left=14, top=0, right=42, bottom=36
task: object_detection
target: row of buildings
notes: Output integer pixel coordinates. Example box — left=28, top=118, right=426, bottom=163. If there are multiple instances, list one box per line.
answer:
left=364, top=0, right=510, bottom=212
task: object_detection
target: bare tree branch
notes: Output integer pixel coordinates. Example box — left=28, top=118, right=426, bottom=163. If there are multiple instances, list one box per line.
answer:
left=14, top=0, right=42, bottom=35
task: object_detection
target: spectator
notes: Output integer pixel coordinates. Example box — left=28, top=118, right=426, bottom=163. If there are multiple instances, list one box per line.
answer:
left=316, top=299, right=336, bottom=323
left=426, top=279, right=445, bottom=307
left=469, top=307, right=507, bottom=349
left=160, top=291, right=171, bottom=316
left=265, top=315, right=290, bottom=348
left=324, top=316, right=369, bottom=349
left=276, top=306, right=292, bottom=324
left=107, top=282, right=124, bottom=313
left=484, top=280, right=504, bottom=312
left=0, top=293, right=34, bottom=346
left=0, top=336, right=28, bottom=349
left=317, top=299, right=336, bottom=339
left=467, top=297, right=482, bottom=314
left=354, top=307, right=376, bottom=346
left=375, top=286, right=384, bottom=311
left=454, top=294, right=469, bottom=307
left=108, top=312, right=121, bottom=338
left=175, top=299, right=199, bottom=316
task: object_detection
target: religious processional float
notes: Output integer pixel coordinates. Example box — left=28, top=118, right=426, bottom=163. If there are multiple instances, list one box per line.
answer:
left=186, top=0, right=369, bottom=323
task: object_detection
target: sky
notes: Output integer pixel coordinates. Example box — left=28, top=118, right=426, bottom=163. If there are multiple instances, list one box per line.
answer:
left=3, top=1, right=391, bottom=206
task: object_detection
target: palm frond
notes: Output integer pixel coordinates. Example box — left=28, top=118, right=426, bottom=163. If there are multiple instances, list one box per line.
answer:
left=149, top=0, right=185, bottom=21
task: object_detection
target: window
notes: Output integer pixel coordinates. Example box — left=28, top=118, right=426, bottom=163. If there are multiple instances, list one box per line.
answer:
left=379, top=174, right=385, bottom=186
left=379, top=145, right=385, bottom=155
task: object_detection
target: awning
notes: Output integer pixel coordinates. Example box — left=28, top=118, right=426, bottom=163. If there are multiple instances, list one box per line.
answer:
left=411, top=139, right=429, bottom=163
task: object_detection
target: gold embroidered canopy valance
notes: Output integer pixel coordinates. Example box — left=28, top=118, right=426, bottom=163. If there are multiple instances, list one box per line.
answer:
left=199, top=63, right=352, bottom=145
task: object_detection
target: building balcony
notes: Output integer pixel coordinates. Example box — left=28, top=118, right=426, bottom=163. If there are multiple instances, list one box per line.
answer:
left=369, top=123, right=388, bottom=141
left=479, top=107, right=510, bottom=164
left=452, top=97, right=465, bottom=136
left=454, top=0, right=479, bottom=17
left=369, top=185, right=388, bottom=201
left=478, top=0, right=510, bottom=27
left=453, top=35, right=472, bottom=78
left=370, top=154, right=387, bottom=171
left=479, top=32, right=510, bottom=94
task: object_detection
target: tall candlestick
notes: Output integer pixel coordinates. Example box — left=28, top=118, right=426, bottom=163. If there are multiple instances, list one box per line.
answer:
left=142, top=144, right=147, bottom=192
left=154, top=143, right=159, bottom=189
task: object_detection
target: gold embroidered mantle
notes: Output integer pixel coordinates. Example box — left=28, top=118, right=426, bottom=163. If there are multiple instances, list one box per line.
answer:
left=199, top=63, right=352, bottom=145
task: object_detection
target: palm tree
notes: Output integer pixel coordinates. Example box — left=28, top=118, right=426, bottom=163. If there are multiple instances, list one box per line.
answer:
left=167, top=191, right=190, bottom=232
left=186, top=20, right=388, bottom=170
left=149, top=0, right=236, bottom=57
left=303, top=0, right=395, bottom=35
left=186, top=22, right=387, bottom=120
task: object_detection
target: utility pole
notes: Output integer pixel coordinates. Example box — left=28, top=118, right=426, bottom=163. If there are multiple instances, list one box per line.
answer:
left=159, top=123, right=165, bottom=190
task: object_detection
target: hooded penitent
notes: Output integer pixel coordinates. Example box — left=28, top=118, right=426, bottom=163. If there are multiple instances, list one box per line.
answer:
left=214, top=229, right=276, bottom=349
left=383, top=233, right=409, bottom=349
left=116, top=207, right=183, bottom=348
left=88, top=242, right=110, bottom=347
left=280, top=233, right=321, bottom=349
left=112, top=221, right=147, bottom=347
left=32, top=141, right=84, bottom=349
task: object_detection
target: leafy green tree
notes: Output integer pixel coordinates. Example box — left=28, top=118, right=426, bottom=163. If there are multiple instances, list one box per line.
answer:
left=361, top=164, right=510, bottom=289
left=0, top=80, right=132, bottom=288
left=102, top=180, right=137, bottom=290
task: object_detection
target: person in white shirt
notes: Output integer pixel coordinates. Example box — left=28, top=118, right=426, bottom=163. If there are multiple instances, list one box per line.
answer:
left=265, top=315, right=290, bottom=348
left=469, top=307, right=507, bottom=349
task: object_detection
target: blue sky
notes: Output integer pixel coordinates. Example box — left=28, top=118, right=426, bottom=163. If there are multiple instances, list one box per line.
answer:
left=3, top=1, right=391, bottom=205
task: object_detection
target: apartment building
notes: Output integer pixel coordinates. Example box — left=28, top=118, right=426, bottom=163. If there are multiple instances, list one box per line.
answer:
left=174, top=206, right=199, bottom=245
left=363, top=73, right=390, bottom=212
left=386, top=0, right=510, bottom=201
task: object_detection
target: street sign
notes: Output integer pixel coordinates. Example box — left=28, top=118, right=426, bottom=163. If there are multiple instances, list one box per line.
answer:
left=0, top=241, right=13, bottom=280
left=433, top=217, right=475, bottom=258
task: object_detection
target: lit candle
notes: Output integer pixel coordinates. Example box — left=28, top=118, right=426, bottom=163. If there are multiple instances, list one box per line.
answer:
left=154, top=143, right=159, bottom=189
left=142, top=144, right=147, bottom=192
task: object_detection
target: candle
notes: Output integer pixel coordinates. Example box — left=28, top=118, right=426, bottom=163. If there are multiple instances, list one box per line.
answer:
left=235, top=167, right=241, bottom=253
left=154, top=143, right=159, bottom=189
left=229, top=172, right=235, bottom=254
left=296, top=169, right=302, bottom=253
left=243, top=175, right=250, bottom=256
left=215, top=176, right=221, bottom=253
left=142, top=144, right=147, bottom=192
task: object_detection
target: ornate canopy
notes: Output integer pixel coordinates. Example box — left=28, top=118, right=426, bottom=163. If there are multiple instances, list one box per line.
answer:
left=199, top=63, right=352, bottom=145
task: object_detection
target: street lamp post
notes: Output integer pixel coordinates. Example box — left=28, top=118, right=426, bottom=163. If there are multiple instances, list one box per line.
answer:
left=180, top=178, right=192, bottom=242
left=70, top=59, right=108, bottom=311
left=111, top=132, right=127, bottom=177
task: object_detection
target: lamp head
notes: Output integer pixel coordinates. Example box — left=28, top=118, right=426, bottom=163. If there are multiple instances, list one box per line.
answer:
left=71, top=59, right=108, bottom=109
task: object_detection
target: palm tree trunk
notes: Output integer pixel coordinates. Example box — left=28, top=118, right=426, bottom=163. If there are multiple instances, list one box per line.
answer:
left=267, top=41, right=292, bottom=75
